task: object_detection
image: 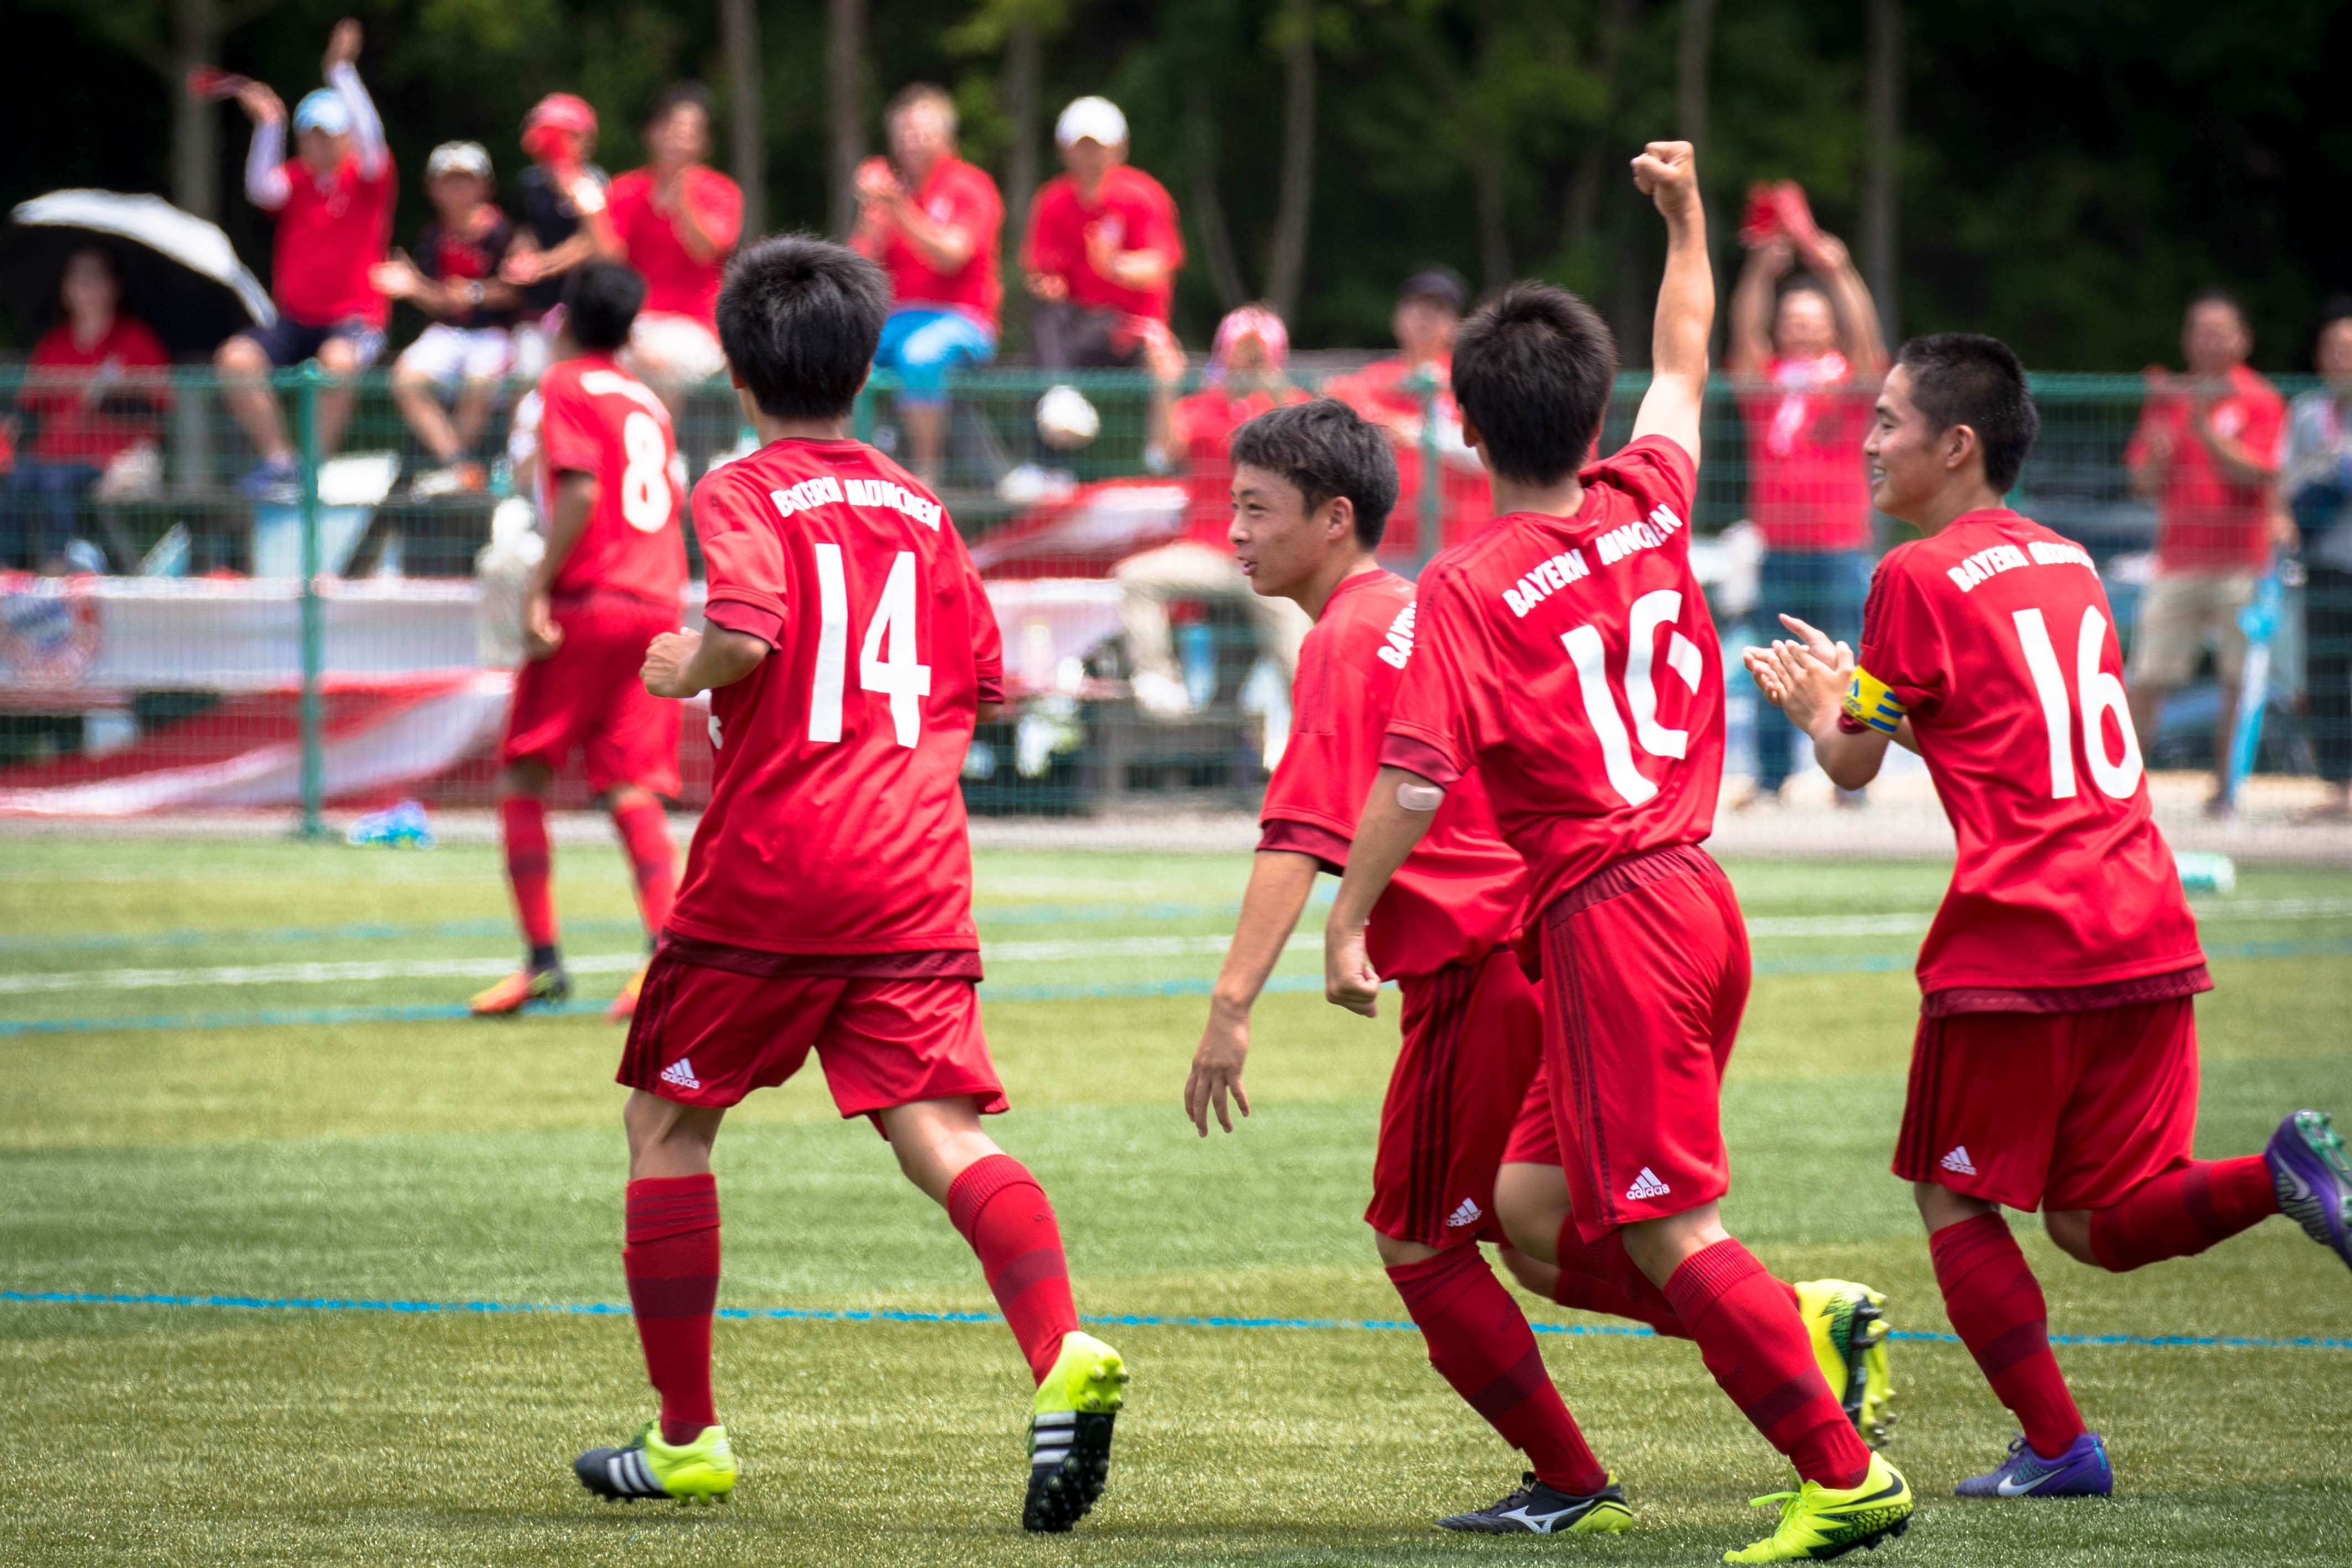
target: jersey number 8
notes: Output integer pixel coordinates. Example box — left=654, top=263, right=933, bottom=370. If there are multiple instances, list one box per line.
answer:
left=620, top=412, right=671, bottom=533
left=809, top=543, right=932, bottom=748
left=2012, top=605, right=2142, bottom=800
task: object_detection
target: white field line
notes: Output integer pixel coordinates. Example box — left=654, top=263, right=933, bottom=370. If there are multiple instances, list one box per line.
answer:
left=4, top=899, right=2345, bottom=998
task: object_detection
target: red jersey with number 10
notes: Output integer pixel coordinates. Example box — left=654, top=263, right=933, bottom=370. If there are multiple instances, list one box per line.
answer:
left=1382, top=436, right=1723, bottom=916
left=667, top=438, right=1004, bottom=964
left=536, top=355, right=687, bottom=606
left=1851, top=510, right=2204, bottom=995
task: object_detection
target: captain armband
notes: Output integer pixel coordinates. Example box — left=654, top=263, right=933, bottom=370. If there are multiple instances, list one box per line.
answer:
left=1841, top=667, right=1909, bottom=736
left=1396, top=780, right=1446, bottom=811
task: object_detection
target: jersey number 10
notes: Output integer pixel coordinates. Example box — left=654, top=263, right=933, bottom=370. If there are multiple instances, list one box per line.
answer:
left=808, top=543, right=932, bottom=748
left=1560, top=589, right=1705, bottom=808
left=2012, top=605, right=2142, bottom=799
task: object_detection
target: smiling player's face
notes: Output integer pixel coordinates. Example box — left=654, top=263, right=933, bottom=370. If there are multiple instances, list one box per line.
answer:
left=1863, top=365, right=1950, bottom=523
left=1229, top=463, right=1345, bottom=603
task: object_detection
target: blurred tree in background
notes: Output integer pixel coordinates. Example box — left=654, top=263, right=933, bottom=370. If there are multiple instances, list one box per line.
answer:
left=5, top=0, right=2348, bottom=368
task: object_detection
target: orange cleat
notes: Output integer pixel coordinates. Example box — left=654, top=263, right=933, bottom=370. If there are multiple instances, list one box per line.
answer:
left=606, top=962, right=651, bottom=1023
left=470, top=964, right=570, bottom=1016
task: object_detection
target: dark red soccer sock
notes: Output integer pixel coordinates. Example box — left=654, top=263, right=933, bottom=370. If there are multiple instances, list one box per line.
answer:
left=2086, top=1157, right=2277, bottom=1272
left=608, top=795, right=677, bottom=939
left=624, top=1174, right=720, bottom=1445
left=500, top=795, right=558, bottom=958
left=1928, top=1212, right=2082, bottom=1460
left=946, top=1154, right=1079, bottom=1385
left=1664, top=1238, right=1873, bottom=1489
left=1550, top=1218, right=1692, bottom=1339
left=1388, top=1245, right=1609, bottom=1496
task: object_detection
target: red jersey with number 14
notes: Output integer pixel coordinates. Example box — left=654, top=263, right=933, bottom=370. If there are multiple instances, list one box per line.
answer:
left=667, top=439, right=1003, bottom=964
left=1851, top=510, right=2204, bottom=995
left=536, top=355, right=687, bottom=606
left=1382, top=436, right=1723, bottom=916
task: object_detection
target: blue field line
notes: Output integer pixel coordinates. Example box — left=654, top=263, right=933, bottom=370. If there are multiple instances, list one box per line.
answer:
left=6, top=1289, right=2345, bottom=1351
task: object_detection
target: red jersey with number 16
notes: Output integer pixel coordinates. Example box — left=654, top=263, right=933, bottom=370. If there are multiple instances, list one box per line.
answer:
left=667, top=439, right=1004, bottom=966
left=1850, top=510, right=2204, bottom=997
left=1382, top=436, right=1723, bottom=916
left=536, top=355, right=687, bottom=606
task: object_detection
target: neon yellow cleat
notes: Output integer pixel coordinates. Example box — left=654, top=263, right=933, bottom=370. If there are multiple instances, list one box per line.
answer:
left=1024, top=1330, right=1128, bottom=1533
left=1723, top=1452, right=1913, bottom=1562
left=469, top=964, right=569, bottom=1016
left=574, top=1420, right=735, bottom=1503
left=1795, top=1278, right=1896, bottom=1447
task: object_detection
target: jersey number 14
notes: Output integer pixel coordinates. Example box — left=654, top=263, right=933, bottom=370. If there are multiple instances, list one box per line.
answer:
left=2012, top=605, right=2143, bottom=799
left=808, top=543, right=932, bottom=748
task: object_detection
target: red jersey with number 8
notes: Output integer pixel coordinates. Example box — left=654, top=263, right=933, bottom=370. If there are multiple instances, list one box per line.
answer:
left=668, top=438, right=1003, bottom=961
left=536, top=354, right=687, bottom=606
left=1851, top=510, right=2203, bottom=994
left=1382, top=435, right=1723, bottom=915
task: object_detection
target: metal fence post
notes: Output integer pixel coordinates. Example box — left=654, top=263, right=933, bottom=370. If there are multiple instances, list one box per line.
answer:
left=296, top=365, right=326, bottom=839
left=1414, top=366, right=1442, bottom=579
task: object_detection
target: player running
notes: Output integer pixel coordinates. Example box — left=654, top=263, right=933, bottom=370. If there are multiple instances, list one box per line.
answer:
left=1744, top=331, right=2352, bottom=1500
left=1323, top=142, right=1915, bottom=1563
left=569, top=237, right=1126, bottom=1531
left=470, top=263, right=684, bottom=1022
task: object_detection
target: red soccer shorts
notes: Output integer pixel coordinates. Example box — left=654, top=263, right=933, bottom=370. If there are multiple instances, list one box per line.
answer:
left=617, top=951, right=1009, bottom=1126
left=1893, top=998, right=2200, bottom=1212
left=1533, top=844, right=1750, bottom=1243
left=501, top=593, right=681, bottom=796
left=1365, top=945, right=1544, bottom=1249
left=1500, top=1058, right=1560, bottom=1167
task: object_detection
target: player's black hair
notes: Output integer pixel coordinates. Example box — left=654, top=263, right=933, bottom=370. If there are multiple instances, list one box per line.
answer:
left=1396, top=266, right=1469, bottom=318
left=644, top=81, right=713, bottom=132
left=562, top=261, right=646, bottom=352
left=2184, top=285, right=2247, bottom=328
left=1895, top=333, right=2041, bottom=494
left=1228, top=397, right=1399, bottom=551
left=715, top=235, right=890, bottom=420
left=1451, top=282, right=1616, bottom=487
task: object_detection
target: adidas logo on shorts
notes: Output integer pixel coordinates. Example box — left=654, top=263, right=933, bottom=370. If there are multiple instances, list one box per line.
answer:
left=1940, top=1145, right=1977, bottom=1176
left=660, top=1057, right=702, bottom=1092
left=1624, top=1167, right=1671, bottom=1201
left=1445, top=1198, right=1483, bottom=1228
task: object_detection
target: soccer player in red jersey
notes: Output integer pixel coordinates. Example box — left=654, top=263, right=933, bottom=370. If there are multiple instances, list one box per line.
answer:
left=1323, top=143, right=1915, bottom=1563
left=1182, top=397, right=1645, bottom=1534
left=1746, top=333, right=2352, bottom=1502
left=470, top=263, right=686, bottom=1024
left=570, top=237, right=1128, bottom=1530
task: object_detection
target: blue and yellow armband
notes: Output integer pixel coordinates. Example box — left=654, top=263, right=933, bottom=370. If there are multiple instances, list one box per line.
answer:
left=1841, top=667, right=1908, bottom=736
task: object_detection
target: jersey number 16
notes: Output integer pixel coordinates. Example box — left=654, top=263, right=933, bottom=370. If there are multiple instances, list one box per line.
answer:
left=2012, top=605, right=2142, bottom=800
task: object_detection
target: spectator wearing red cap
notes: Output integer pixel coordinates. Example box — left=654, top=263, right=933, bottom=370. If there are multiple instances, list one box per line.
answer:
left=1727, top=194, right=1888, bottom=804
left=850, top=82, right=1004, bottom=485
left=1021, top=96, right=1185, bottom=466
left=1114, top=304, right=1311, bottom=719
left=606, top=84, right=743, bottom=392
left=3, top=248, right=170, bottom=571
left=501, top=92, right=624, bottom=382
left=1322, top=267, right=1489, bottom=562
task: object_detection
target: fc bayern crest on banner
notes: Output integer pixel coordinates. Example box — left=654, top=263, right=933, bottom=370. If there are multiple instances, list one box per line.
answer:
left=0, top=580, right=105, bottom=686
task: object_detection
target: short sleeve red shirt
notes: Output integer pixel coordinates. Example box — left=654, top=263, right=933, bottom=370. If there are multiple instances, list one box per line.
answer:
left=1852, top=510, right=2205, bottom=993
left=534, top=354, right=687, bottom=606
left=1322, top=356, right=1493, bottom=561
left=1381, top=436, right=1725, bottom=916
left=1738, top=352, right=1876, bottom=552
left=669, top=438, right=1002, bottom=962
left=1260, top=570, right=1527, bottom=977
left=1020, top=166, right=1183, bottom=323
left=22, top=318, right=172, bottom=464
left=875, top=157, right=1004, bottom=329
left=269, top=154, right=397, bottom=327
left=1171, top=385, right=1309, bottom=547
left=2122, top=365, right=2286, bottom=574
left=606, top=165, right=744, bottom=324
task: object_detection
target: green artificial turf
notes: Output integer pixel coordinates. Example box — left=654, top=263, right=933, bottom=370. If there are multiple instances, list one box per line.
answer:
left=1, top=839, right=2347, bottom=1565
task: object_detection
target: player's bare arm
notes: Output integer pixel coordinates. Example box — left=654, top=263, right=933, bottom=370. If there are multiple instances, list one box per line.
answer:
left=1628, top=140, right=1712, bottom=464
left=1744, top=624, right=1897, bottom=790
left=1185, top=849, right=1320, bottom=1136
left=641, top=626, right=768, bottom=699
left=1323, top=766, right=1441, bottom=1018
left=524, top=472, right=599, bottom=658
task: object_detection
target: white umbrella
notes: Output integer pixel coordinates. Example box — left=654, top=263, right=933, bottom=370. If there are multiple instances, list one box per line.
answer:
left=9, top=190, right=274, bottom=354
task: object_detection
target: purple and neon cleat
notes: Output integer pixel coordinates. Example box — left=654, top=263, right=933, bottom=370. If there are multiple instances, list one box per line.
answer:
left=1954, top=1432, right=2112, bottom=1498
left=2265, top=1110, right=2352, bottom=1271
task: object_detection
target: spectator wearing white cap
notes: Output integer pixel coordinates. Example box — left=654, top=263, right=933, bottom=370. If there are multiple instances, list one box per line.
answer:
left=371, top=142, right=523, bottom=495
left=214, top=18, right=396, bottom=502
left=1020, top=96, right=1186, bottom=464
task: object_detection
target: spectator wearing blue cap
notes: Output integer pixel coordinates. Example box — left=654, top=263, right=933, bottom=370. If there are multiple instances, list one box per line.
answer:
left=214, top=18, right=396, bottom=503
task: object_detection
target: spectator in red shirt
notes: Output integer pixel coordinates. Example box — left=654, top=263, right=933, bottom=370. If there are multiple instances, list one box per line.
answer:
left=850, top=82, right=1004, bottom=485
left=2123, top=288, right=2290, bottom=806
left=1020, top=96, right=1186, bottom=469
left=1727, top=220, right=1888, bottom=804
left=215, top=19, right=394, bottom=503
left=3, top=248, right=170, bottom=571
left=607, top=84, right=744, bottom=394
left=1322, top=268, right=1491, bottom=563
left=1112, top=305, right=1311, bottom=719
